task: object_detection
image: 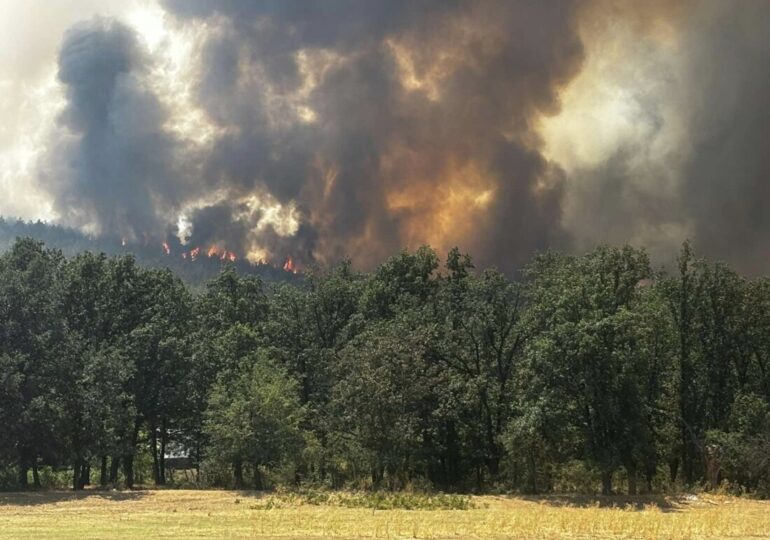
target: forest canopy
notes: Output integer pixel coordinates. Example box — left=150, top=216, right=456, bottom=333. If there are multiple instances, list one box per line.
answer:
left=1, top=237, right=769, bottom=496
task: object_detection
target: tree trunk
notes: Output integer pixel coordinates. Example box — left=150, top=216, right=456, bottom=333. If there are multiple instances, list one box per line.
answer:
left=446, top=421, right=460, bottom=487
left=109, top=456, right=120, bottom=484
left=233, top=460, right=244, bottom=488
left=159, top=419, right=167, bottom=485
left=683, top=440, right=695, bottom=486
left=81, top=463, right=90, bottom=486
left=528, top=451, right=538, bottom=494
left=124, top=419, right=141, bottom=488
left=371, top=466, right=382, bottom=487
left=626, top=464, right=637, bottom=495
left=254, top=464, right=264, bottom=490
left=18, top=467, right=28, bottom=489
left=601, top=470, right=613, bottom=496
left=73, top=458, right=83, bottom=491
left=150, top=421, right=160, bottom=485
left=100, top=456, right=108, bottom=487
left=123, top=454, right=134, bottom=489
left=645, top=467, right=654, bottom=494
left=18, top=453, right=29, bottom=489
left=31, top=460, right=40, bottom=489
left=486, top=455, right=500, bottom=478
left=195, top=442, right=201, bottom=484
left=669, top=457, right=679, bottom=484
left=84, top=463, right=90, bottom=486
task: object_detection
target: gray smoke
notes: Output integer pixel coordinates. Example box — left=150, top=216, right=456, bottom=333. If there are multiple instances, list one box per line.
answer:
left=561, top=0, right=770, bottom=275
left=35, top=1, right=770, bottom=274
left=40, top=17, right=185, bottom=242
left=677, top=1, right=770, bottom=275
left=160, top=0, right=583, bottom=270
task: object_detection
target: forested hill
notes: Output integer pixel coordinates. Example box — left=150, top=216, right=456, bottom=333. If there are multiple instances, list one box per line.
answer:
left=0, top=218, right=296, bottom=286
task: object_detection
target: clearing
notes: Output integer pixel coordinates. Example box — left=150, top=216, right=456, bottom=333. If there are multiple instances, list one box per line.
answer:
left=0, top=489, right=768, bottom=539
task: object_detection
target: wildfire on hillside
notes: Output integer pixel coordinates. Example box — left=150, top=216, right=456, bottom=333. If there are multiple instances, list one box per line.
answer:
left=283, top=256, right=298, bottom=274
left=121, top=239, right=300, bottom=273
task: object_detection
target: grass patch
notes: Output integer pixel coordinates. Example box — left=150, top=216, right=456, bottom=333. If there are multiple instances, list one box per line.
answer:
left=250, top=488, right=474, bottom=510
left=0, top=489, right=769, bottom=539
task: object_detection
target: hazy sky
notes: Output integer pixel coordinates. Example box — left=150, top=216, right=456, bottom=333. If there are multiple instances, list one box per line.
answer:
left=1, top=0, right=769, bottom=272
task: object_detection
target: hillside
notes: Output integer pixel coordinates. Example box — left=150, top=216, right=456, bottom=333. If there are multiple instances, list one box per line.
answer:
left=0, top=218, right=298, bottom=286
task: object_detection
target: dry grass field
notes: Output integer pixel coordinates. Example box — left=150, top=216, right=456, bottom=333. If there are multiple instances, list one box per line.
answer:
left=0, top=489, right=768, bottom=539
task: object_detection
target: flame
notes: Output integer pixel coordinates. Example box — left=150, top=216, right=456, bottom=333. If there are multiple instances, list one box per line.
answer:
left=283, top=256, right=298, bottom=274
left=179, top=245, right=238, bottom=263
left=116, top=237, right=239, bottom=264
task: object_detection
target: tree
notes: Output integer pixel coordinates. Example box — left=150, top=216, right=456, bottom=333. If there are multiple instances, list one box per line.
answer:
left=330, top=316, right=446, bottom=488
left=0, top=239, right=65, bottom=488
left=128, top=268, right=193, bottom=485
left=437, top=248, right=528, bottom=483
left=204, top=352, right=305, bottom=488
left=521, top=246, right=658, bottom=494
left=185, top=266, right=268, bottom=480
left=265, top=261, right=362, bottom=484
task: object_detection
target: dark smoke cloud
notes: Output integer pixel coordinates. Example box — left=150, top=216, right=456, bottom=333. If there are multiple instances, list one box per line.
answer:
left=560, top=0, right=770, bottom=275
left=39, top=17, right=184, bottom=242
left=677, top=1, right=770, bottom=275
left=162, top=0, right=583, bottom=270
left=37, top=1, right=770, bottom=273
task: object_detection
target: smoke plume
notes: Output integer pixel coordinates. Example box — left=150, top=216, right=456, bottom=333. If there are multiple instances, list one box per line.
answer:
left=27, top=0, right=770, bottom=274
left=39, top=17, right=186, bottom=242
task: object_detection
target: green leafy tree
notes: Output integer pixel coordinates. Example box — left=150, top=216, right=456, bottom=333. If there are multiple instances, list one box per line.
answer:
left=437, top=249, right=528, bottom=482
left=204, top=352, right=305, bottom=488
left=330, top=316, right=446, bottom=489
left=0, top=239, right=65, bottom=488
left=522, top=246, right=660, bottom=494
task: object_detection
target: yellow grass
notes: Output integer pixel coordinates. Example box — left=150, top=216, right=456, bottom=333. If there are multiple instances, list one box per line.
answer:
left=0, top=489, right=768, bottom=539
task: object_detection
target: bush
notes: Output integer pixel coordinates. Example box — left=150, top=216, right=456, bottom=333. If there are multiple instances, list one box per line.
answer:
left=552, top=461, right=600, bottom=494
left=251, top=488, right=474, bottom=510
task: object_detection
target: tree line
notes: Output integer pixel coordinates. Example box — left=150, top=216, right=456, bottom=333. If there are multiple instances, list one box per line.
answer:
left=1, top=237, right=769, bottom=495
left=0, top=217, right=296, bottom=287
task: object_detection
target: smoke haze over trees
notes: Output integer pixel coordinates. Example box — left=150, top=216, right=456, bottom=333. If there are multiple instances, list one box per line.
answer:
left=0, top=218, right=299, bottom=287
left=1, top=238, right=770, bottom=495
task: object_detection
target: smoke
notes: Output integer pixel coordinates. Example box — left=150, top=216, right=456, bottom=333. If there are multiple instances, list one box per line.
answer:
left=39, top=17, right=186, bottom=242
left=552, top=0, right=770, bottom=274
left=160, top=0, right=585, bottom=270
left=29, top=0, right=770, bottom=273
left=676, top=1, right=770, bottom=275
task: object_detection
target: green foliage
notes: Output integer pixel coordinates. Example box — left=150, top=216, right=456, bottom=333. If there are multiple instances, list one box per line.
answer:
left=204, top=351, right=305, bottom=488
left=2, top=237, right=770, bottom=496
left=250, top=489, right=474, bottom=510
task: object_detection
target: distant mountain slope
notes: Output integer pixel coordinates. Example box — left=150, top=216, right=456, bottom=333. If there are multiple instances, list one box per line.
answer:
left=0, top=218, right=298, bottom=287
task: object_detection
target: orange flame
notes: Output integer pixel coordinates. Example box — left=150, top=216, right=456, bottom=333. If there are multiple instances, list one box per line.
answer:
left=178, top=245, right=238, bottom=263
left=161, top=241, right=170, bottom=255
left=283, top=257, right=297, bottom=274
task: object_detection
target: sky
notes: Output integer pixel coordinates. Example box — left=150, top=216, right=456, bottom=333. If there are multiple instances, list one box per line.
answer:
left=1, top=0, right=769, bottom=273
